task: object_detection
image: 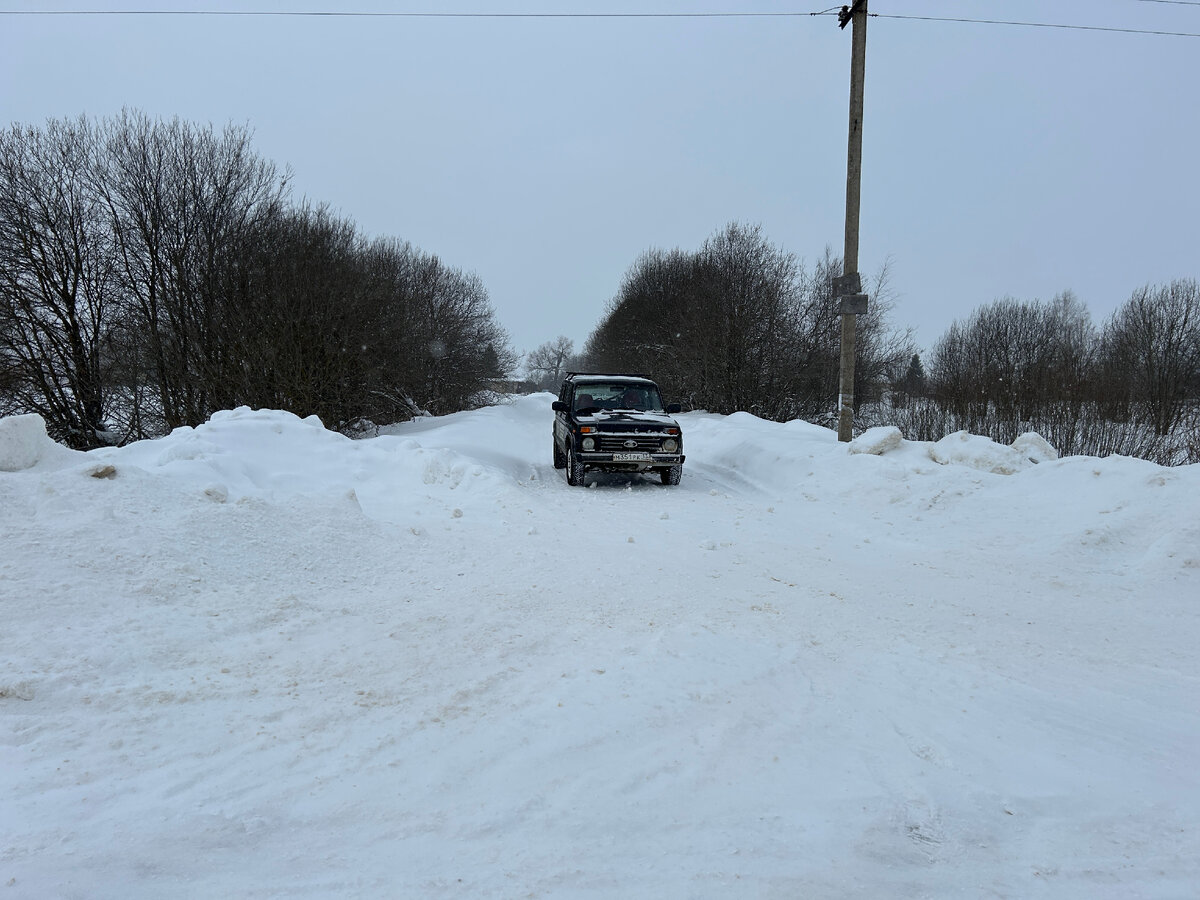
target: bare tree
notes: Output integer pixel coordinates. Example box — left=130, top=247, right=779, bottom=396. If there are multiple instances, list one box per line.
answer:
left=0, top=117, right=117, bottom=447
left=226, top=204, right=371, bottom=428
left=95, top=110, right=289, bottom=432
left=348, top=234, right=515, bottom=419
left=1102, top=279, right=1200, bottom=437
left=525, top=336, right=576, bottom=390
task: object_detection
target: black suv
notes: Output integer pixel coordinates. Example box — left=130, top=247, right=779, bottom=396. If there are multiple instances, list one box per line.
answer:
left=551, top=373, right=685, bottom=486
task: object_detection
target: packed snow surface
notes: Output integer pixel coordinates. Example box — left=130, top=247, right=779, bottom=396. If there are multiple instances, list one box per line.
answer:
left=2, top=396, right=1198, bottom=898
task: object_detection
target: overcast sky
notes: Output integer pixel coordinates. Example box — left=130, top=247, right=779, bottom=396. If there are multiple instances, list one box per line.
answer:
left=3, top=0, right=1197, bottom=362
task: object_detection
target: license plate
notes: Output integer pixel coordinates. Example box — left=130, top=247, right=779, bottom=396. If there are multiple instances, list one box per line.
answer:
left=613, top=452, right=650, bottom=461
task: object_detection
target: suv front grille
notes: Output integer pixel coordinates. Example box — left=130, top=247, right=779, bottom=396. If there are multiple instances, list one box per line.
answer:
left=597, top=434, right=662, bottom=453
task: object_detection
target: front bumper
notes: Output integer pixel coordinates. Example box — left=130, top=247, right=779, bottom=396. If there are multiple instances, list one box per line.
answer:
left=578, top=452, right=684, bottom=472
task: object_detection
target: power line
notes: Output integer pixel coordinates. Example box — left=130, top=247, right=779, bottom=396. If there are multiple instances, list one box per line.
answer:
left=2, top=7, right=1198, bottom=38
left=0, top=8, right=837, bottom=18
left=871, top=14, right=1200, bottom=38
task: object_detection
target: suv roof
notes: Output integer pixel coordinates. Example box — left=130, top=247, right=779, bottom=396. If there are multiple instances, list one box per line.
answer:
left=565, top=372, right=654, bottom=382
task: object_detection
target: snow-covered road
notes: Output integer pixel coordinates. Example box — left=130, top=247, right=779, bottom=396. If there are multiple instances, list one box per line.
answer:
left=2, top=396, right=1197, bottom=898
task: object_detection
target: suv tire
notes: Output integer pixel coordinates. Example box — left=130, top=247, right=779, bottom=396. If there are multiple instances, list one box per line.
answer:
left=552, top=438, right=566, bottom=469
left=660, top=464, right=682, bottom=486
left=565, top=445, right=586, bottom=486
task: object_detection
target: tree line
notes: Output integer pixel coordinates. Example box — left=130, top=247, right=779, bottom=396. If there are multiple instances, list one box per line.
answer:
left=0, top=112, right=514, bottom=448
left=877, top=281, right=1200, bottom=465
left=529, top=223, right=1197, bottom=465
left=572, top=222, right=915, bottom=422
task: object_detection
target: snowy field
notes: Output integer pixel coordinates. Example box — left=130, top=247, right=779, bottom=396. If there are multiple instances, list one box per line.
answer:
left=2, top=395, right=1198, bottom=899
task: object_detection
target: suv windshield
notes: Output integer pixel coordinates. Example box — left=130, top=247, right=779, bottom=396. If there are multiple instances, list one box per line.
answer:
left=573, top=382, right=664, bottom=413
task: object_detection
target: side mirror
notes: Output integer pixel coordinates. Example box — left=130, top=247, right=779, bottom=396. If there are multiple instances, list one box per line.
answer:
left=552, top=401, right=568, bottom=412
left=666, top=403, right=682, bottom=414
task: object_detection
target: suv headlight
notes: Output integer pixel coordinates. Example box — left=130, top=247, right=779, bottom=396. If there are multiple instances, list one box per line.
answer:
left=582, top=436, right=596, bottom=451
left=661, top=437, right=678, bottom=453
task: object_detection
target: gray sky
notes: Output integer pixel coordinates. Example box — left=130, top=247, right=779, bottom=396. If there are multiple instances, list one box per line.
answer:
left=3, top=0, right=1197, bottom=362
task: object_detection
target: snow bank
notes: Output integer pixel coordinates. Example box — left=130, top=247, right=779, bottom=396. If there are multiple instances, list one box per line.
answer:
left=848, top=425, right=904, bottom=455
left=93, top=406, right=357, bottom=501
left=1012, top=430, right=1059, bottom=463
left=0, top=413, right=64, bottom=471
left=841, top=424, right=1059, bottom=474
left=680, top=411, right=836, bottom=492
left=929, top=429, right=1048, bottom=474
left=690, top=413, right=1056, bottom=485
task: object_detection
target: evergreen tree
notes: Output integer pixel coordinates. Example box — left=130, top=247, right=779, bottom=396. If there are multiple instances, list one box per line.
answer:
left=900, top=354, right=926, bottom=397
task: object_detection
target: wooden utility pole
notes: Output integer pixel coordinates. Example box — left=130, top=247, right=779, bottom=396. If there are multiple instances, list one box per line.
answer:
left=836, top=0, right=869, bottom=442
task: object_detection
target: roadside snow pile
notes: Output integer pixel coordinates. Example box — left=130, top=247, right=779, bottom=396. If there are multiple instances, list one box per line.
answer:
left=929, top=430, right=1036, bottom=474
left=83, top=404, right=538, bottom=517
left=927, top=429, right=1057, bottom=474
left=680, top=411, right=837, bottom=490
left=849, top=426, right=1059, bottom=474
left=0, top=413, right=70, bottom=472
left=1012, top=430, right=1060, bottom=463
left=848, top=425, right=904, bottom=455
left=2, top=398, right=1197, bottom=899
left=91, top=406, right=357, bottom=502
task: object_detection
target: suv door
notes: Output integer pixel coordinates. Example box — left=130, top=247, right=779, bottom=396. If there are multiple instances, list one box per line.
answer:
left=552, top=382, right=573, bottom=465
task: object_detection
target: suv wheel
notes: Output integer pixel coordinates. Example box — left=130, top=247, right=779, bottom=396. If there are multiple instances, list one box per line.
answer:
left=552, top=438, right=565, bottom=469
left=566, top=445, right=586, bottom=486
left=660, top=464, right=682, bottom=486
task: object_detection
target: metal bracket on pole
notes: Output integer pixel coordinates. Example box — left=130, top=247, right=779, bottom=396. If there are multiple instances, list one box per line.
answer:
left=833, top=272, right=868, bottom=315
left=832, top=272, right=861, bottom=298
left=838, top=0, right=865, bottom=29
left=839, top=294, right=869, bottom=316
